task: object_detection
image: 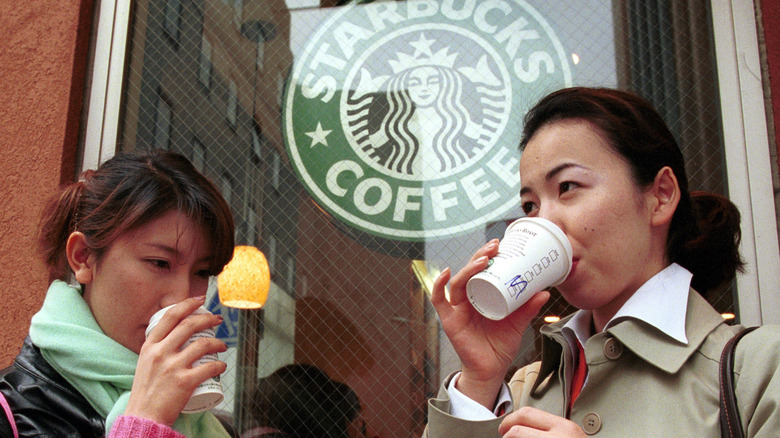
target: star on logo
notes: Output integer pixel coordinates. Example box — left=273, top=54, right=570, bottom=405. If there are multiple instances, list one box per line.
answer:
left=305, top=122, right=331, bottom=148
left=410, top=33, right=435, bottom=59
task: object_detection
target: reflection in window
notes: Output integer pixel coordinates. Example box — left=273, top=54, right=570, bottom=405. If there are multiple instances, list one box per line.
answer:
left=227, top=80, right=238, bottom=128
left=163, top=0, right=181, bottom=43
left=276, top=74, right=284, bottom=108
left=251, top=126, right=262, bottom=160
left=153, top=93, right=171, bottom=150
left=266, top=234, right=277, bottom=276
left=220, top=173, right=233, bottom=206
left=199, top=37, right=212, bottom=89
left=113, top=2, right=734, bottom=436
left=271, top=151, right=280, bottom=190
left=285, top=255, right=295, bottom=293
left=256, top=39, right=265, bottom=71
left=191, top=137, right=205, bottom=172
left=233, top=0, right=243, bottom=28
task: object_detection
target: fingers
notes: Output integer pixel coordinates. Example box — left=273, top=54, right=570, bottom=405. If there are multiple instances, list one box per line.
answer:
left=430, top=267, right=451, bottom=311
left=470, top=238, right=500, bottom=263
left=448, top=239, right=499, bottom=306
left=506, top=291, right=550, bottom=329
left=130, top=297, right=228, bottom=426
left=430, top=238, right=500, bottom=310
left=499, top=406, right=585, bottom=437
left=160, top=313, right=224, bottom=352
left=179, top=335, right=228, bottom=369
left=145, top=296, right=208, bottom=343
left=140, top=297, right=227, bottom=382
left=146, top=298, right=223, bottom=348
left=499, top=407, right=552, bottom=434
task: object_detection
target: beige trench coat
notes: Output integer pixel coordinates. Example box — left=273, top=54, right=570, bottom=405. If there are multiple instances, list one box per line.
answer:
left=425, top=290, right=780, bottom=437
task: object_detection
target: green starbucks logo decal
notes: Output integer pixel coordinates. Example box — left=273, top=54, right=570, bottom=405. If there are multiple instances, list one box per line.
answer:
left=284, top=1, right=571, bottom=241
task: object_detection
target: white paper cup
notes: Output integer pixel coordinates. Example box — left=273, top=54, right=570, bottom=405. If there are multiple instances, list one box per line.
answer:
left=466, top=217, right=573, bottom=320
left=145, top=304, right=224, bottom=413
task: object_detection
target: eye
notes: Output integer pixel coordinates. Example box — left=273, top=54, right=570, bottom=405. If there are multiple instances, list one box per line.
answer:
left=195, top=269, right=211, bottom=279
left=559, top=181, right=579, bottom=195
left=147, top=259, right=170, bottom=270
left=521, top=201, right=538, bottom=216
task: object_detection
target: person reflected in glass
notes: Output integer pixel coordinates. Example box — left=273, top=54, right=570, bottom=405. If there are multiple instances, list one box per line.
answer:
left=242, top=364, right=371, bottom=438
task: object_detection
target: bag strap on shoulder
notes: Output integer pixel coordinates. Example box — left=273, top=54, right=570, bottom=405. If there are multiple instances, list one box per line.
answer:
left=0, top=391, right=18, bottom=438
left=720, top=326, right=758, bottom=438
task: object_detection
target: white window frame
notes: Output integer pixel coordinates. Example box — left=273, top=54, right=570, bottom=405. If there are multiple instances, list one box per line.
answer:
left=82, top=0, right=780, bottom=324
left=711, top=0, right=780, bottom=325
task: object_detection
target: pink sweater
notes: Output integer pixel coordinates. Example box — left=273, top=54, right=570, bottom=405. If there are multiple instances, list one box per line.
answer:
left=108, top=416, right=185, bottom=438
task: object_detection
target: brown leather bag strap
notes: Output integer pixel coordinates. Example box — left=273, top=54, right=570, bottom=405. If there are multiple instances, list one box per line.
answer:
left=719, top=326, right=758, bottom=438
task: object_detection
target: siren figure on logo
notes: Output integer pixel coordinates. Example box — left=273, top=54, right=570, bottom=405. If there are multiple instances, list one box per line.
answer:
left=347, top=35, right=502, bottom=180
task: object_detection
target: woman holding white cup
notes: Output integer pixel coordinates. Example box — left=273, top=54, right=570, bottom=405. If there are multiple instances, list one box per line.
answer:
left=424, top=87, right=780, bottom=437
left=0, top=150, right=234, bottom=437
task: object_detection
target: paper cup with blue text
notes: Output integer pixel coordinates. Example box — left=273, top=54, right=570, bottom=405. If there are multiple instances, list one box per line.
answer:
left=466, top=217, right=573, bottom=320
left=146, top=304, right=224, bottom=413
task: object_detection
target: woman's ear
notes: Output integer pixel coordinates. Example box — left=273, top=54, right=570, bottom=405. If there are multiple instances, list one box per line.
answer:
left=66, top=232, right=95, bottom=284
left=649, top=166, right=680, bottom=227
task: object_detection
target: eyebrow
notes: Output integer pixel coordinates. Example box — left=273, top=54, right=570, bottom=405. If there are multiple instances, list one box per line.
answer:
left=519, top=162, right=585, bottom=196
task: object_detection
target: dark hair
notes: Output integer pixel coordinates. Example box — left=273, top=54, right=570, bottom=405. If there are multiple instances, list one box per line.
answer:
left=519, top=87, right=744, bottom=292
left=250, top=364, right=360, bottom=438
left=38, top=149, right=235, bottom=279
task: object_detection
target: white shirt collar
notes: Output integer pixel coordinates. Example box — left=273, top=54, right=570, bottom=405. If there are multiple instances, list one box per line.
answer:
left=563, top=263, right=692, bottom=345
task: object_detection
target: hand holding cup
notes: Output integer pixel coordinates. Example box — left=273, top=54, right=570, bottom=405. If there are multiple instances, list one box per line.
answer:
left=125, top=296, right=227, bottom=426
left=430, top=238, right=551, bottom=410
left=467, top=217, right=572, bottom=320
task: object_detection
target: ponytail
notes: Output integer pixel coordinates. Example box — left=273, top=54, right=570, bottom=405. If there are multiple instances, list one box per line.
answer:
left=674, top=191, right=745, bottom=292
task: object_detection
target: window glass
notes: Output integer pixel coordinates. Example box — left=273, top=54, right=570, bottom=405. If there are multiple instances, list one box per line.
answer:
left=116, top=1, right=734, bottom=436
left=199, top=36, right=212, bottom=88
left=153, top=92, right=171, bottom=150
left=164, top=0, right=181, bottom=43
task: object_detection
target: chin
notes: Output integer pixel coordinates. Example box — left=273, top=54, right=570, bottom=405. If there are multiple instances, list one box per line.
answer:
left=556, top=283, right=597, bottom=311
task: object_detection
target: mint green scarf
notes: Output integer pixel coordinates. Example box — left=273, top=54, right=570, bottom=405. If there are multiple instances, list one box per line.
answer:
left=29, top=280, right=230, bottom=437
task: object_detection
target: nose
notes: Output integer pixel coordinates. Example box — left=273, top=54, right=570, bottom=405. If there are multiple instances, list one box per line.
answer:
left=160, top=276, right=197, bottom=308
left=536, top=204, right=564, bottom=231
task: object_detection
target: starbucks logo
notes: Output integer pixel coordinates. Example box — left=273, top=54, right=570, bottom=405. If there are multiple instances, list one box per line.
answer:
left=284, top=1, right=571, bottom=241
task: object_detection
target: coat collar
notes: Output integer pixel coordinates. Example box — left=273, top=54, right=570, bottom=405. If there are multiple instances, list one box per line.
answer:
left=535, top=289, right=726, bottom=389
left=606, top=289, right=725, bottom=373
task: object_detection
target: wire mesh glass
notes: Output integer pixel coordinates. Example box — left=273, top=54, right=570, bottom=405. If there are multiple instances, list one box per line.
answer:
left=112, top=0, right=735, bottom=436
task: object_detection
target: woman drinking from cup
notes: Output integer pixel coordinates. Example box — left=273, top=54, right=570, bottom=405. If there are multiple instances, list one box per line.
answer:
left=425, top=87, right=780, bottom=437
left=0, top=150, right=235, bottom=437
